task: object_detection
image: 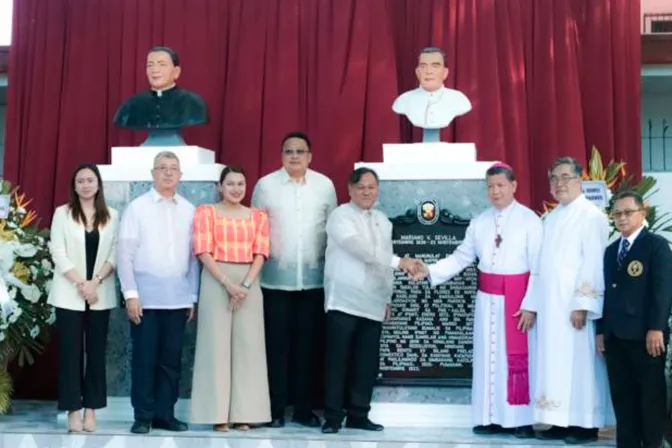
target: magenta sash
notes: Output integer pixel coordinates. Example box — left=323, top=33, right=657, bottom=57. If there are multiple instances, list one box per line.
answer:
left=477, top=271, right=531, bottom=405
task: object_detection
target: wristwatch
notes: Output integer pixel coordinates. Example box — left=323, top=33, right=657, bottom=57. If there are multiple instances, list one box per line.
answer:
left=241, top=280, right=252, bottom=289
left=95, top=275, right=103, bottom=284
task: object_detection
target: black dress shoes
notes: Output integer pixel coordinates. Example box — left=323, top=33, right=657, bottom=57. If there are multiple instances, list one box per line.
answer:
left=266, top=418, right=285, bottom=428
left=345, top=417, right=384, bottom=431
left=473, top=424, right=503, bottom=435
left=321, top=421, right=341, bottom=434
left=536, top=425, right=570, bottom=440
left=293, top=412, right=321, bottom=428
left=513, top=425, right=535, bottom=439
left=152, top=418, right=188, bottom=432
left=130, top=420, right=151, bottom=434
left=565, top=427, right=599, bottom=445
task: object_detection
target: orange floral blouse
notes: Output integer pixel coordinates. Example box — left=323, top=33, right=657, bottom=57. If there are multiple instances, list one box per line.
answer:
left=192, top=204, right=270, bottom=262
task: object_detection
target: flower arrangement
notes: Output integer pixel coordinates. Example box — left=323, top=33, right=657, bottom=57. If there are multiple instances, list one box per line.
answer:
left=0, top=180, right=54, bottom=413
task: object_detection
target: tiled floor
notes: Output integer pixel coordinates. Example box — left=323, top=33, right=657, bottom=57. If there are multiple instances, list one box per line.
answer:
left=0, top=401, right=615, bottom=448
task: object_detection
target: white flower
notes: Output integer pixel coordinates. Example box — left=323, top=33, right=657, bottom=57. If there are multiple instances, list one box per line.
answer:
left=46, top=308, right=56, bottom=325
left=8, top=287, right=16, bottom=300
left=16, top=206, right=26, bottom=215
left=0, top=243, right=18, bottom=272
left=14, top=243, right=37, bottom=258
left=9, top=306, right=22, bottom=323
left=37, top=237, right=44, bottom=245
left=0, top=332, right=4, bottom=342
left=0, top=322, right=7, bottom=330
left=6, top=222, right=16, bottom=229
left=45, top=280, right=52, bottom=293
left=41, top=259, right=52, bottom=270
left=29, top=325, right=39, bottom=339
left=606, top=188, right=613, bottom=200
left=30, top=266, right=39, bottom=277
left=21, top=284, right=41, bottom=304
left=15, top=228, right=25, bottom=237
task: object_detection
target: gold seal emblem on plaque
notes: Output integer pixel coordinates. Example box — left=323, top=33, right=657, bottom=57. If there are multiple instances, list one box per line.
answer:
left=627, top=260, right=643, bottom=277
left=417, top=199, right=440, bottom=225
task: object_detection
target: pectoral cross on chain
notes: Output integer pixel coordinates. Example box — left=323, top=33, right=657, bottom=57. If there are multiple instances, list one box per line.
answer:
left=495, top=234, right=503, bottom=248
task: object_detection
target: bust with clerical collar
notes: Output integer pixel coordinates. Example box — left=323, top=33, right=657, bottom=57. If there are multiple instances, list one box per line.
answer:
left=392, top=47, right=472, bottom=136
left=113, top=46, right=208, bottom=145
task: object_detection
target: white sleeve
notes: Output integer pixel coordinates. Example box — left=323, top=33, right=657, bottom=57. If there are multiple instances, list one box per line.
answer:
left=49, top=207, right=76, bottom=273
left=570, top=210, right=609, bottom=320
left=520, top=216, right=543, bottom=312
left=116, top=203, right=141, bottom=299
left=428, top=220, right=478, bottom=287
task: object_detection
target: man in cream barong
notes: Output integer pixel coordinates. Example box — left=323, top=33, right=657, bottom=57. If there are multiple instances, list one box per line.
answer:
left=533, top=157, right=612, bottom=445
left=412, top=162, right=541, bottom=438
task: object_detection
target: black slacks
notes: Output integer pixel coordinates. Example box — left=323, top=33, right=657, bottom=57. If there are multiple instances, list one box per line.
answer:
left=604, top=336, right=667, bottom=448
left=130, top=308, right=187, bottom=422
left=262, top=288, right=325, bottom=419
left=324, top=310, right=382, bottom=423
left=56, top=306, right=110, bottom=411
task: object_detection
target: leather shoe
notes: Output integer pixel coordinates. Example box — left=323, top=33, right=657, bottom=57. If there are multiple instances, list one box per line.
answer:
left=536, top=425, right=570, bottom=440
left=152, top=418, right=188, bottom=432
left=293, top=413, right=321, bottom=428
left=473, top=424, right=503, bottom=435
left=266, top=418, right=285, bottom=428
left=514, top=425, right=535, bottom=439
left=565, top=428, right=598, bottom=445
left=322, top=421, right=340, bottom=434
left=130, top=420, right=151, bottom=434
left=345, top=417, right=384, bottom=431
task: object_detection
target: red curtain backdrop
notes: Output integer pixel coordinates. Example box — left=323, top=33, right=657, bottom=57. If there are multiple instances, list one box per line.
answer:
left=6, top=0, right=640, bottom=218
left=5, top=0, right=640, bottom=398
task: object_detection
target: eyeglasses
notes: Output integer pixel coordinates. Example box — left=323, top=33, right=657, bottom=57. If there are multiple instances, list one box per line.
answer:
left=282, top=149, right=309, bottom=156
left=549, top=174, right=579, bottom=185
left=610, top=209, right=643, bottom=219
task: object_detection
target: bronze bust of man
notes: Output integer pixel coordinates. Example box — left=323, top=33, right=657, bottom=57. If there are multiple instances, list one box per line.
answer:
left=113, top=46, right=208, bottom=146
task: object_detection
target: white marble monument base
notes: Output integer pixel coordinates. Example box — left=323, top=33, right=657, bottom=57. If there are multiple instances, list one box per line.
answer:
left=99, top=145, right=224, bottom=182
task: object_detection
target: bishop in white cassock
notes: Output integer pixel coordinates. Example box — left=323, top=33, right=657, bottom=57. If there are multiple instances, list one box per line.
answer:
left=533, top=157, right=613, bottom=445
left=417, top=163, right=542, bottom=438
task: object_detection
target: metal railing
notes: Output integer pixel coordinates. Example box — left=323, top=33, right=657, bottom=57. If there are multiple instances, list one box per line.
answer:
left=643, top=118, right=672, bottom=172
left=643, top=12, right=672, bottom=34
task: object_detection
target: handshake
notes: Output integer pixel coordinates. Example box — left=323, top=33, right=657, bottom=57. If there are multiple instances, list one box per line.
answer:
left=399, top=257, right=430, bottom=281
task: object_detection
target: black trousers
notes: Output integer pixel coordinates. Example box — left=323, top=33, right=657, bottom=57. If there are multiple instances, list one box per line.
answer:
left=130, top=308, right=187, bottom=422
left=324, top=310, right=382, bottom=423
left=604, top=336, right=667, bottom=448
left=263, top=288, right=325, bottom=419
left=56, top=306, right=110, bottom=411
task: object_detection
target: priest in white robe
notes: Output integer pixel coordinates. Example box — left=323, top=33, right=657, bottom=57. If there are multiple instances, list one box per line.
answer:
left=392, top=47, right=471, bottom=129
left=412, top=162, right=542, bottom=438
left=533, top=157, right=613, bottom=445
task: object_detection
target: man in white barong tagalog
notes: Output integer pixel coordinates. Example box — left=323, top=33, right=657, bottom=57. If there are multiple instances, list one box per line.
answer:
left=321, top=167, right=423, bottom=434
left=410, top=162, right=541, bottom=438
left=117, top=151, right=200, bottom=434
left=533, top=156, right=613, bottom=445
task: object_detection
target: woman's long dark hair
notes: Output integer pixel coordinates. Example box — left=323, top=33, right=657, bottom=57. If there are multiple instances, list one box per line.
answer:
left=68, top=163, right=110, bottom=229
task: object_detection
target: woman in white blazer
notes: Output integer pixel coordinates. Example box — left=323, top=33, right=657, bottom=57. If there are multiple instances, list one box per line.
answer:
left=48, top=163, right=119, bottom=433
